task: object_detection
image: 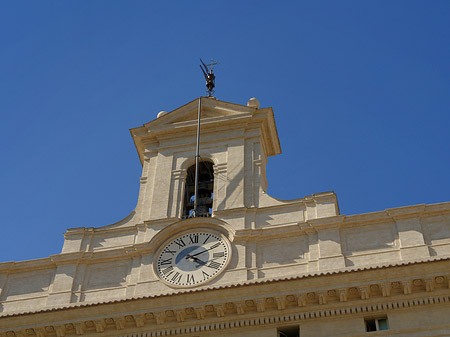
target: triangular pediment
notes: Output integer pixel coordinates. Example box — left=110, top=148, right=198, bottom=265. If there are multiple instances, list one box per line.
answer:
left=143, top=97, right=255, bottom=130
left=168, top=105, right=233, bottom=123
left=130, top=97, right=280, bottom=165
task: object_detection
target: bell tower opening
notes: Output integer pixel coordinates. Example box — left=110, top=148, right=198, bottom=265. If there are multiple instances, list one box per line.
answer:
left=183, top=161, right=214, bottom=218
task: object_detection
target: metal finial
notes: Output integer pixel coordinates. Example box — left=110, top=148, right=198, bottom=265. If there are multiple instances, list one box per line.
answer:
left=200, top=58, right=219, bottom=96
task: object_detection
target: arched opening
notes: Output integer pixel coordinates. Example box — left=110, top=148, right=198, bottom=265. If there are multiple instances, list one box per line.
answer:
left=183, top=161, right=214, bottom=218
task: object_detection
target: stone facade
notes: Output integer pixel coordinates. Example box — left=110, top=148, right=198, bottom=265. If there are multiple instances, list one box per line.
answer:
left=1, top=97, right=449, bottom=336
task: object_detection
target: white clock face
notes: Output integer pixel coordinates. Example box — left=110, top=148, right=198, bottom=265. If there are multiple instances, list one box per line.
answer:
left=155, top=231, right=230, bottom=287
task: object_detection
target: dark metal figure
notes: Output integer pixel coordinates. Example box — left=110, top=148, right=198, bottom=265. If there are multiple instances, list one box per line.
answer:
left=200, top=58, right=219, bottom=96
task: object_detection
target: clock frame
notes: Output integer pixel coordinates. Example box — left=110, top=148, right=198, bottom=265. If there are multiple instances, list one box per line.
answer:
left=154, top=229, right=231, bottom=288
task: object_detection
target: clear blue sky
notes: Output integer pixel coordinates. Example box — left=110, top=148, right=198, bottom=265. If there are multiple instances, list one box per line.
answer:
left=1, top=1, right=449, bottom=262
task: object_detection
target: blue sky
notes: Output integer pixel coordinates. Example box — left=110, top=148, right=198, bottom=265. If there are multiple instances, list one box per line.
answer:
left=1, top=1, right=449, bottom=262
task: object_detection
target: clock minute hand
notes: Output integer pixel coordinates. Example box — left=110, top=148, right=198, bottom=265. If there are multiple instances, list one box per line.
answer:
left=188, top=244, right=219, bottom=258
left=186, top=249, right=208, bottom=258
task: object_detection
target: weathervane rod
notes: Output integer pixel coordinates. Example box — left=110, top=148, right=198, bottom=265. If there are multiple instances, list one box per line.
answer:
left=191, top=58, right=219, bottom=217
left=193, top=96, right=202, bottom=217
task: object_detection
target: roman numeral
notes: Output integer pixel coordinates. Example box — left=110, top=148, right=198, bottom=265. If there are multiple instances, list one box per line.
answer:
left=202, top=271, right=210, bottom=279
left=203, top=234, right=211, bottom=244
left=174, top=238, right=186, bottom=248
left=189, top=234, right=199, bottom=244
left=164, top=248, right=176, bottom=255
left=159, top=258, right=172, bottom=266
left=209, top=242, right=220, bottom=250
left=161, top=266, right=174, bottom=276
left=171, top=272, right=182, bottom=283
left=213, top=252, right=224, bottom=258
left=208, top=261, right=221, bottom=269
left=186, top=274, right=195, bottom=284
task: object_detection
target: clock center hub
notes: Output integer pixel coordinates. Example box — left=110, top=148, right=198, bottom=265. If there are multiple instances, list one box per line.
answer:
left=175, top=246, right=210, bottom=272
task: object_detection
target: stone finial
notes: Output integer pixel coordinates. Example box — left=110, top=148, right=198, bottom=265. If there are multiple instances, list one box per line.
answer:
left=247, top=97, right=260, bottom=108
left=157, top=111, right=168, bottom=118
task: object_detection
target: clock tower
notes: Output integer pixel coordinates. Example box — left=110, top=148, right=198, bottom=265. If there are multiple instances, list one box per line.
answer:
left=128, top=96, right=337, bottom=222
left=60, top=95, right=339, bottom=291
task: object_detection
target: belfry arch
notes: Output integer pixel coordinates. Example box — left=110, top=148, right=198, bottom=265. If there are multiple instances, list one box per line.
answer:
left=182, top=161, right=214, bottom=218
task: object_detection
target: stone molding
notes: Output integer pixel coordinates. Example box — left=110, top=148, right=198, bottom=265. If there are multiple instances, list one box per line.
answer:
left=1, top=291, right=449, bottom=337
left=56, top=201, right=448, bottom=239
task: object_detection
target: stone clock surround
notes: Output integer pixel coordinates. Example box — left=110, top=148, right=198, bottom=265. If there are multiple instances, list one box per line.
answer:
left=154, top=229, right=231, bottom=287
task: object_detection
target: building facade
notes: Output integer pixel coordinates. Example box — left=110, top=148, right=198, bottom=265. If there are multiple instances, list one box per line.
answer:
left=1, top=97, right=450, bottom=337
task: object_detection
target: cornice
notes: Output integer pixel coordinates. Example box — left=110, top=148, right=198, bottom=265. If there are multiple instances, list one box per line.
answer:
left=62, top=201, right=450, bottom=241
left=1, top=257, right=449, bottom=317
left=0, top=258, right=56, bottom=273
left=60, top=202, right=449, bottom=245
left=344, top=201, right=450, bottom=225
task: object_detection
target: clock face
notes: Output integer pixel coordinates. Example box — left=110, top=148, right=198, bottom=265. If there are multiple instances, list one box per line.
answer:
left=155, top=231, right=230, bottom=287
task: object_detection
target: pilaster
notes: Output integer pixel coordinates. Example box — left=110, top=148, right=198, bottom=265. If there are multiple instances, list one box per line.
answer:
left=225, top=135, right=245, bottom=210
left=213, top=163, right=227, bottom=212
left=389, top=206, right=430, bottom=260
left=245, top=240, right=257, bottom=280
left=46, top=257, right=78, bottom=307
left=168, top=169, right=186, bottom=218
left=138, top=141, right=158, bottom=221
left=61, top=228, right=84, bottom=253
left=125, top=255, right=142, bottom=298
left=304, top=228, right=319, bottom=273
left=316, top=224, right=345, bottom=270
left=149, top=149, right=173, bottom=220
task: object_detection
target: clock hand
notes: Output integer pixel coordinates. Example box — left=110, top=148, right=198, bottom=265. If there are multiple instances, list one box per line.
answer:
left=187, top=250, right=207, bottom=258
left=187, top=244, right=220, bottom=258
left=186, top=254, right=207, bottom=265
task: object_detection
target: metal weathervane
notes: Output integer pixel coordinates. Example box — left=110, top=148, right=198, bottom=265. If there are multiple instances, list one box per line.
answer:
left=200, top=58, right=219, bottom=97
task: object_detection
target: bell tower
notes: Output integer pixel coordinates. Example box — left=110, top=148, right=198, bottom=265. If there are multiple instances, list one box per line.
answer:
left=61, top=96, right=339, bottom=256
left=126, top=96, right=338, bottom=228
left=130, top=96, right=279, bottom=221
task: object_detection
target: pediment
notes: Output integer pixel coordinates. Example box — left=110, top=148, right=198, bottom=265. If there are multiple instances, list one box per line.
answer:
left=143, top=97, right=255, bottom=130
left=130, top=97, right=281, bottom=165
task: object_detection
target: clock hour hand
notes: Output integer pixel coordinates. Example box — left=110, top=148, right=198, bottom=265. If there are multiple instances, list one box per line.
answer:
left=186, top=254, right=207, bottom=265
